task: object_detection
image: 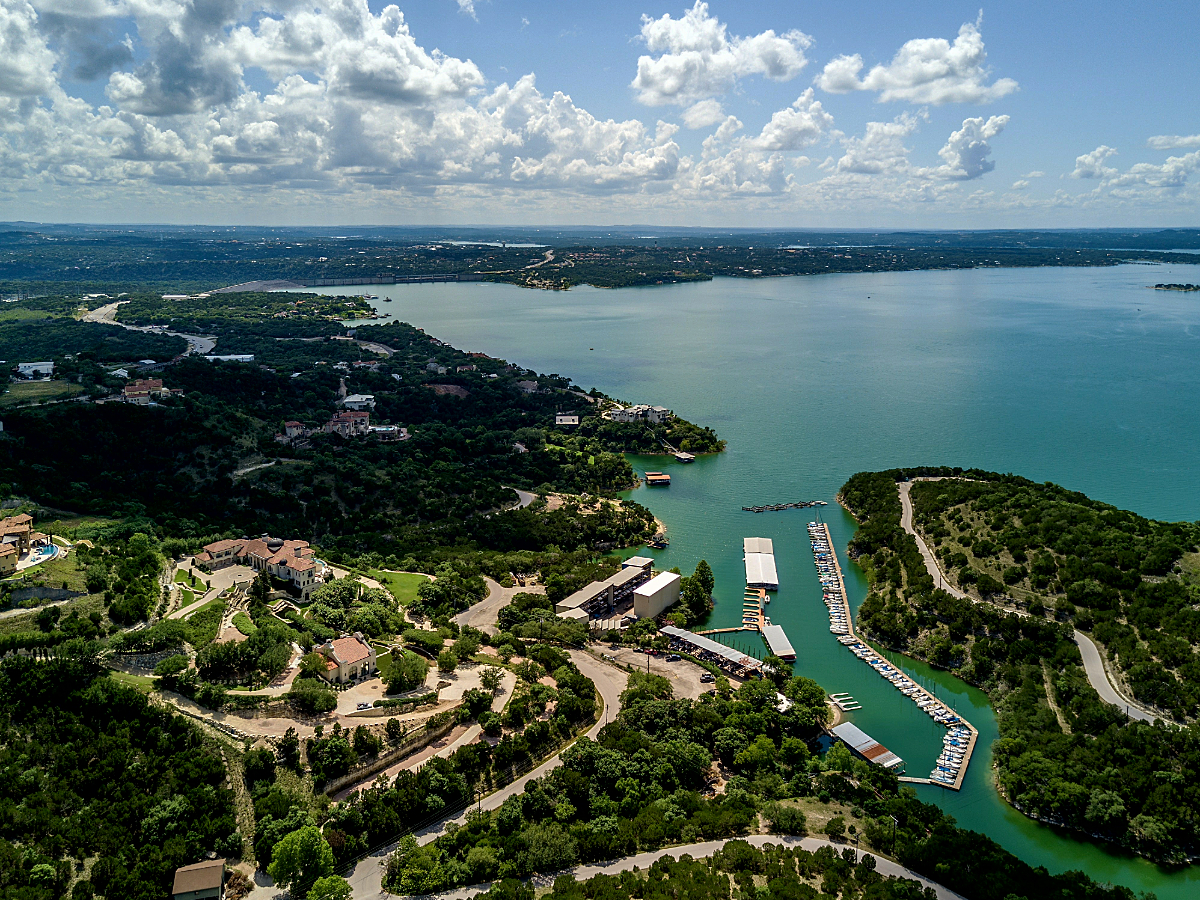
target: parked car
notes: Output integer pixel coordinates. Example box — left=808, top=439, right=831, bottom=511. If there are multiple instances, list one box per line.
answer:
left=666, top=654, right=682, bottom=662
left=356, top=701, right=371, bottom=710
left=700, top=672, right=716, bottom=683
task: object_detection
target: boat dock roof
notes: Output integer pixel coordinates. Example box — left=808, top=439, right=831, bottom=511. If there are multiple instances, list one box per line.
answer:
left=744, top=552, right=779, bottom=589
left=744, top=537, right=774, bottom=554
left=761, top=623, right=796, bottom=660
left=831, top=722, right=905, bottom=771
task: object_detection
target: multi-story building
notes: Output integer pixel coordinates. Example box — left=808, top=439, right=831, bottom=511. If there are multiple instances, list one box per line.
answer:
left=196, top=536, right=327, bottom=600
left=317, top=632, right=377, bottom=683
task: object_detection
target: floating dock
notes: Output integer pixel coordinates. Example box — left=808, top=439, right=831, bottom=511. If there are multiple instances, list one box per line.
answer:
left=644, top=471, right=671, bottom=486
left=809, top=521, right=978, bottom=791
left=831, top=722, right=905, bottom=772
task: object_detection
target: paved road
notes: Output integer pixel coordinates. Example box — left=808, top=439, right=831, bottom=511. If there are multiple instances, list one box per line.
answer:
left=1073, top=630, right=1154, bottom=722
left=347, top=834, right=963, bottom=900
left=454, top=577, right=543, bottom=636
left=84, top=301, right=216, bottom=354
left=897, top=479, right=1158, bottom=721
left=340, top=649, right=627, bottom=900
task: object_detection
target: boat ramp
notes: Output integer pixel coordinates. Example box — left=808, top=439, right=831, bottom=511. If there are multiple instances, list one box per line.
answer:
left=809, top=521, right=978, bottom=791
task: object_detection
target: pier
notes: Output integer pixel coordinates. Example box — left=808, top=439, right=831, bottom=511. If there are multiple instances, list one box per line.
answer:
left=808, top=522, right=978, bottom=791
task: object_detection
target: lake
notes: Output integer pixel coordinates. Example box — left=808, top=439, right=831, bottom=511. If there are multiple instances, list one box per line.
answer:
left=316, top=261, right=1200, bottom=897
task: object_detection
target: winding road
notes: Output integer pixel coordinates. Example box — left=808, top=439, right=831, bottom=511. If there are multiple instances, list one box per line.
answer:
left=896, top=479, right=1156, bottom=722
left=453, top=576, right=543, bottom=636
left=83, top=301, right=216, bottom=355
left=383, top=835, right=965, bottom=900
left=339, top=650, right=627, bottom=900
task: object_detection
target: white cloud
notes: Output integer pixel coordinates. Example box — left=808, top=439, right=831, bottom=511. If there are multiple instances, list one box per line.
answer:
left=921, top=114, right=1008, bottom=180
left=632, top=2, right=811, bottom=107
left=1023, top=170, right=1045, bottom=178
left=816, top=19, right=1017, bottom=104
left=1011, top=179, right=1029, bottom=189
left=682, top=99, right=724, bottom=129
left=744, top=89, right=833, bottom=151
left=1147, top=134, right=1200, bottom=150
left=835, top=114, right=920, bottom=175
left=1071, top=145, right=1118, bottom=179
left=0, top=1, right=59, bottom=98
left=455, top=0, right=477, bottom=20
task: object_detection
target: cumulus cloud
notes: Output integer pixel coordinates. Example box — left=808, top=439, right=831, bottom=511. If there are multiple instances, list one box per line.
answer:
left=632, top=2, right=811, bottom=107
left=835, top=114, right=920, bottom=175
left=816, top=19, right=1017, bottom=104
left=744, top=89, right=833, bottom=151
left=454, top=0, right=477, bottom=20
left=1071, top=145, right=1118, bottom=179
left=921, top=114, right=1008, bottom=180
left=1147, top=134, right=1200, bottom=150
left=0, top=1, right=58, bottom=97
left=681, top=99, right=724, bottom=129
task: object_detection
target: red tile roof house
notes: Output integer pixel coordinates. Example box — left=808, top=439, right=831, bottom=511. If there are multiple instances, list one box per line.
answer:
left=324, top=409, right=370, bottom=436
left=195, top=536, right=327, bottom=601
left=317, top=632, right=377, bottom=683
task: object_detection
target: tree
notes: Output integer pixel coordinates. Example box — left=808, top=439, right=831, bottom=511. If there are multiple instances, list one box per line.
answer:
left=307, top=875, right=351, bottom=900
left=299, top=652, right=328, bottom=679
left=250, top=571, right=272, bottom=604
left=824, top=816, right=846, bottom=840
left=480, top=666, right=504, bottom=695
left=268, top=826, right=335, bottom=899
left=761, top=654, right=790, bottom=687
left=437, top=649, right=458, bottom=673
left=694, top=559, right=714, bottom=597
left=386, top=718, right=405, bottom=741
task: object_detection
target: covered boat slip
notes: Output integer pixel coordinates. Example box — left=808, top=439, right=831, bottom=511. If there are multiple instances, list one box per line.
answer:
left=761, top=623, right=796, bottom=660
left=743, top=536, right=779, bottom=590
left=661, top=625, right=763, bottom=676
left=830, top=722, right=905, bottom=772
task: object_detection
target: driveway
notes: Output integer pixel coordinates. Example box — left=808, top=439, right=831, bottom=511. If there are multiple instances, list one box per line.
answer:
left=453, top=577, right=544, bottom=636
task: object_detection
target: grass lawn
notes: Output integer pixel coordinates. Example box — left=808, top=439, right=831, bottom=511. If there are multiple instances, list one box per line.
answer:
left=179, top=587, right=195, bottom=605
left=17, top=555, right=88, bottom=592
left=0, top=380, right=83, bottom=408
left=174, top=569, right=204, bottom=588
left=232, top=611, right=257, bottom=636
left=369, top=570, right=429, bottom=606
left=109, top=670, right=155, bottom=693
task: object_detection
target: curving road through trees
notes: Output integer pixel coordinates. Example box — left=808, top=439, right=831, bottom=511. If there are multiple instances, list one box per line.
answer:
left=896, top=480, right=1156, bottom=722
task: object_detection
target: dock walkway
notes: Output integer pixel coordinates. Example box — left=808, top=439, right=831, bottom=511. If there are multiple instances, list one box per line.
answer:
left=808, top=522, right=978, bottom=791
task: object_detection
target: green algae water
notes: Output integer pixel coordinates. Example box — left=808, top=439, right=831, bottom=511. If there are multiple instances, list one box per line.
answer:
left=321, top=262, right=1200, bottom=897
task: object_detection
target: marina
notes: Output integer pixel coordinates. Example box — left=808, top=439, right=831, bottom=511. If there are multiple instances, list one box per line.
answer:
left=809, top=521, right=978, bottom=790
left=831, top=721, right=905, bottom=772
left=743, top=536, right=779, bottom=590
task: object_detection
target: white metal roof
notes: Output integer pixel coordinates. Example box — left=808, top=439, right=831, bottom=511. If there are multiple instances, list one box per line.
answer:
left=831, top=722, right=904, bottom=770
left=762, top=624, right=796, bottom=659
left=660, top=625, right=762, bottom=670
left=744, top=552, right=779, bottom=588
left=743, top=537, right=774, bottom=554
left=635, top=570, right=680, bottom=597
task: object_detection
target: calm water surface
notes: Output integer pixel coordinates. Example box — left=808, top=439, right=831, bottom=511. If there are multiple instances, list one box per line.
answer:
left=319, top=263, right=1200, bottom=897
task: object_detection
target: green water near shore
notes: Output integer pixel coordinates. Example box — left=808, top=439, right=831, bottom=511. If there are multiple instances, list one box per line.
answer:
left=320, top=262, right=1200, bottom=897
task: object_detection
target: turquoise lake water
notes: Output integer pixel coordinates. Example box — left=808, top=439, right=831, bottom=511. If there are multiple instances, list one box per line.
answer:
left=319, top=261, right=1200, bottom=896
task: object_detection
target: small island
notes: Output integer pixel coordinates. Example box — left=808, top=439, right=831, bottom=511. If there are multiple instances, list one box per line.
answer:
left=1152, top=283, right=1200, bottom=291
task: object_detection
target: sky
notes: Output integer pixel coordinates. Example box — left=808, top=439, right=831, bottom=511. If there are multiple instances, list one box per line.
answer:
left=1, top=0, right=1198, bottom=228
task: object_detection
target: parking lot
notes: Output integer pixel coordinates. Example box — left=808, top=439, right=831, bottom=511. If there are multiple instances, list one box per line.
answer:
left=604, top=646, right=716, bottom=700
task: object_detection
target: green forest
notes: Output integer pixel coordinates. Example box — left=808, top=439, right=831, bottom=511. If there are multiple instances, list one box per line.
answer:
left=841, top=468, right=1200, bottom=863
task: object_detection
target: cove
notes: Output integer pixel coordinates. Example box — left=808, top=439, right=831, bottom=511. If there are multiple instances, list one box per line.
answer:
left=317, top=261, right=1200, bottom=897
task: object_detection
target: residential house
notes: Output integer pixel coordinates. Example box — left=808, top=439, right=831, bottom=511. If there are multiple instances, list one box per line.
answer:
left=554, top=413, right=580, bottom=427
left=607, top=404, right=673, bottom=425
left=317, top=632, right=377, bottom=683
left=0, top=545, right=16, bottom=576
left=325, top=410, right=370, bottom=436
left=196, top=536, right=327, bottom=600
left=456, top=364, right=476, bottom=373
left=343, top=394, right=376, bottom=411
left=0, top=513, right=33, bottom=555
left=172, top=859, right=225, bottom=900
left=516, top=380, right=539, bottom=394
left=283, top=421, right=306, bottom=439
left=123, top=378, right=169, bottom=405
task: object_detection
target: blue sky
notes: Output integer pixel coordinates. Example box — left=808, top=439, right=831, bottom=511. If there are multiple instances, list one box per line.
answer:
left=2, top=0, right=1198, bottom=227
